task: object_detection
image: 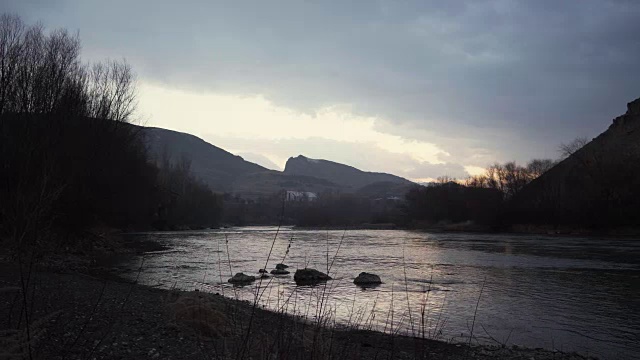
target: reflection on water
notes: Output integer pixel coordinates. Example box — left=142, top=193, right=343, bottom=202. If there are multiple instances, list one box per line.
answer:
left=113, top=228, right=640, bottom=360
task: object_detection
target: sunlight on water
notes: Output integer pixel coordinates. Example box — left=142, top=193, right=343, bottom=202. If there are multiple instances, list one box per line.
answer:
left=114, top=228, right=640, bottom=360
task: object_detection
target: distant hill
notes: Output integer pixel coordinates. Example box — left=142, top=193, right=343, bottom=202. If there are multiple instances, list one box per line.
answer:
left=283, top=155, right=412, bottom=190
left=142, top=128, right=415, bottom=199
left=143, top=127, right=267, bottom=192
left=511, top=97, right=640, bottom=227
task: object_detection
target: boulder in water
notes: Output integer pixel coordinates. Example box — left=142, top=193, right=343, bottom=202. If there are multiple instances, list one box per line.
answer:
left=294, top=268, right=331, bottom=285
left=270, top=268, right=290, bottom=275
left=275, top=263, right=289, bottom=270
left=258, top=269, right=267, bottom=274
left=227, top=273, right=256, bottom=283
left=354, top=272, right=382, bottom=285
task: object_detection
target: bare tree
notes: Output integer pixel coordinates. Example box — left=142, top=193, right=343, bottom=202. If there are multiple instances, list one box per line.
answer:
left=0, top=14, right=25, bottom=114
left=85, top=59, right=137, bottom=122
left=2, top=19, right=83, bottom=115
left=484, top=163, right=504, bottom=193
left=436, top=175, right=456, bottom=184
left=1, top=13, right=137, bottom=121
left=465, top=175, right=488, bottom=188
left=13, top=22, right=44, bottom=113
left=501, top=162, right=530, bottom=198
left=466, top=161, right=533, bottom=199
left=39, top=29, right=81, bottom=113
left=559, top=137, right=588, bottom=159
left=526, top=159, right=557, bottom=179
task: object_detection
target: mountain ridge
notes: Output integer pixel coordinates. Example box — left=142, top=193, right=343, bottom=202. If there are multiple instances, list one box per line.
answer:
left=142, top=127, right=414, bottom=198
left=143, top=126, right=268, bottom=193
left=284, top=154, right=412, bottom=190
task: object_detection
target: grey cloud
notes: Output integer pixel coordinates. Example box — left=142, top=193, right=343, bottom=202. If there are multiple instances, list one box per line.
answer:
left=7, top=0, right=640, bottom=169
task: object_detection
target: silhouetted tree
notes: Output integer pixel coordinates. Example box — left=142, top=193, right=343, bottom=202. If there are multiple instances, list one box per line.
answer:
left=466, top=162, right=530, bottom=199
left=526, top=159, right=557, bottom=179
left=154, top=153, right=222, bottom=229
left=559, top=137, right=588, bottom=159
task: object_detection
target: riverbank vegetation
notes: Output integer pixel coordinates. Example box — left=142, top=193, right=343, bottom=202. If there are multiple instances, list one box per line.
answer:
left=0, top=14, right=222, bottom=253
left=403, top=160, right=557, bottom=231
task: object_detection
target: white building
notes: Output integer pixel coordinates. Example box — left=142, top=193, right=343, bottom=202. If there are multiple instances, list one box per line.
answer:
left=285, top=191, right=318, bottom=202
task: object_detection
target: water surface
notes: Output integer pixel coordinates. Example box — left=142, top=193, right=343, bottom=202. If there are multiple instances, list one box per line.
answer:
left=114, top=228, right=640, bottom=359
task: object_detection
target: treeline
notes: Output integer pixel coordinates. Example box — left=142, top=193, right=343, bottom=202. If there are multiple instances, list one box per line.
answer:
left=154, top=153, right=222, bottom=230
left=404, top=182, right=503, bottom=227
left=292, top=192, right=402, bottom=227
left=464, top=159, right=557, bottom=199
left=0, top=14, right=221, bottom=251
left=221, top=192, right=403, bottom=227
left=404, top=159, right=557, bottom=229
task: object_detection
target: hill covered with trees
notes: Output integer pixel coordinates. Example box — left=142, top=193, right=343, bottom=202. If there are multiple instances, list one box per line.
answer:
left=510, top=98, right=640, bottom=230
left=404, top=98, right=640, bottom=233
left=143, top=126, right=268, bottom=193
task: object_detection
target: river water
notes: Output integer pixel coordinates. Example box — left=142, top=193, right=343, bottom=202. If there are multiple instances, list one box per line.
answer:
left=114, top=228, right=640, bottom=359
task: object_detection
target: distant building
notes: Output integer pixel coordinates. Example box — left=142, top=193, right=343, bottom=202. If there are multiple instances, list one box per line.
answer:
left=285, top=191, right=318, bottom=202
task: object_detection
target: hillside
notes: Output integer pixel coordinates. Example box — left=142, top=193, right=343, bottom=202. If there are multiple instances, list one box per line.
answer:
left=143, top=129, right=414, bottom=198
left=143, top=127, right=267, bottom=192
left=284, top=155, right=412, bottom=190
left=231, top=172, right=343, bottom=199
left=511, top=97, right=640, bottom=227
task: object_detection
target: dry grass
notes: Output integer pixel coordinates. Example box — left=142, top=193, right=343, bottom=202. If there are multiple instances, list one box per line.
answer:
left=168, top=292, right=231, bottom=339
left=0, top=305, right=60, bottom=360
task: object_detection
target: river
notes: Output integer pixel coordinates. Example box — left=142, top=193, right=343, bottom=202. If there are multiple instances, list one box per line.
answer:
left=113, top=227, right=640, bottom=359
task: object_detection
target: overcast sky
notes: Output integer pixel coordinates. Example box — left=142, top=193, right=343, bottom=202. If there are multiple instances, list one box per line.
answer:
left=6, top=0, right=640, bottom=181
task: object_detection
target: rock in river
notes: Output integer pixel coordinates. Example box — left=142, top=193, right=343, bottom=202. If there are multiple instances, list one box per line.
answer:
left=275, top=263, right=289, bottom=270
left=228, top=273, right=256, bottom=283
left=353, top=272, right=382, bottom=285
left=270, top=269, right=290, bottom=275
left=294, top=268, right=331, bottom=284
